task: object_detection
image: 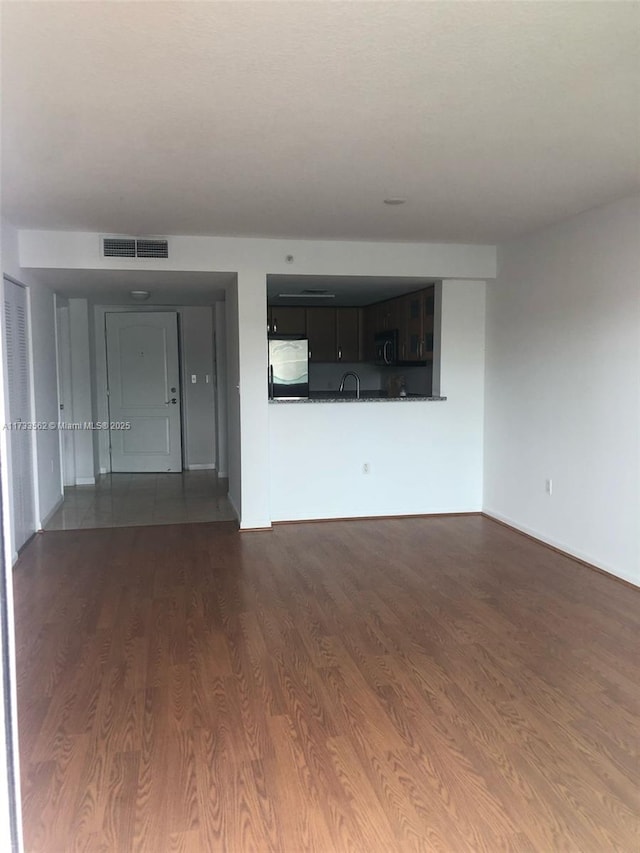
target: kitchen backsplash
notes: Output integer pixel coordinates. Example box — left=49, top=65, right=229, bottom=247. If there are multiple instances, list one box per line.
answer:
left=309, top=363, right=432, bottom=396
left=309, top=362, right=383, bottom=392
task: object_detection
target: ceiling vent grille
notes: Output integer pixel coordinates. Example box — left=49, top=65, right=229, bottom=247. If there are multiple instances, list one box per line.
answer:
left=102, top=237, right=169, bottom=259
left=136, top=239, right=169, bottom=259
left=103, top=237, right=136, bottom=258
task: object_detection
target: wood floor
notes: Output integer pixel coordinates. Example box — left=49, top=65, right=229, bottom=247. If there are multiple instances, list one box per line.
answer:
left=13, top=516, right=639, bottom=852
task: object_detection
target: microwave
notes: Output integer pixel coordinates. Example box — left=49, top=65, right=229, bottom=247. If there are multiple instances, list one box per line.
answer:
left=375, top=330, right=398, bottom=366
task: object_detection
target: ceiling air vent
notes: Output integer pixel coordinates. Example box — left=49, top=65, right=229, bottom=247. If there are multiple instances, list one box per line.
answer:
left=102, top=237, right=169, bottom=259
left=103, top=237, right=136, bottom=258
left=136, top=239, right=168, bottom=259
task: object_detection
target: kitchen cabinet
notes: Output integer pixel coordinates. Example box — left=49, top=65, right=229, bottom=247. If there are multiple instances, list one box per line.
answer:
left=336, top=307, right=360, bottom=362
left=306, top=307, right=336, bottom=362
left=363, top=298, right=403, bottom=359
left=400, top=285, right=435, bottom=362
left=376, top=300, right=400, bottom=332
left=268, top=306, right=306, bottom=335
left=423, top=286, right=435, bottom=359
left=362, top=304, right=377, bottom=362
left=271, top=286, right=434, bottom=364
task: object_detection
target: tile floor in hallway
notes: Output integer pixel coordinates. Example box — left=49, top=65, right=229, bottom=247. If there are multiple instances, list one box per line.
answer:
left=44, top=470, right=236, bottom=530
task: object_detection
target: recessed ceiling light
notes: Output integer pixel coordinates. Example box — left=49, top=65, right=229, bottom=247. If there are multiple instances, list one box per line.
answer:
left=383, top=197, right=407, bottom=206
left=130, top=290, right=151, bottom=301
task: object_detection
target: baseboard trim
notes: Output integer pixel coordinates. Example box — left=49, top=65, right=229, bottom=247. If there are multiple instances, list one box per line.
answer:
left=38, top=496, right=64, bottom=530
left=482, top=511, right=639, bottom=590
left=239, top=525, right=273, bottom=533
left=75, top=477, right=96, bottom=486
left=272, top=511, right=481, bottom=526
left=185, top=463, right=216, bottom=471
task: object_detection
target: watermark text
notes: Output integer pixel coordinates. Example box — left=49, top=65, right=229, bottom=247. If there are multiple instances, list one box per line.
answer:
left=3, top=421, right=131, bottom=431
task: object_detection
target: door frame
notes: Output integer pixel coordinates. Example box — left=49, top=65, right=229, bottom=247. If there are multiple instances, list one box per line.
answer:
left=104, top=310, right=184, bottom=474
left=54, top=303, right=75, bottom=487
left=1, top=276, right=39, bottom=559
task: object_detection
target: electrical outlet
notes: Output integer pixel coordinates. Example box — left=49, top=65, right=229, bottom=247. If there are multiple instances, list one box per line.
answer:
left=545, top=478, right=553, bottom=495
left=362, top=463, right=370, bottom=475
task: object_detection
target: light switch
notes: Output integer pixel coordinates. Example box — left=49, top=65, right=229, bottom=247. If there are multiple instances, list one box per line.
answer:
left=205, top=374, right=210, bottom=383
left=191, top=374, right=197, bottom=384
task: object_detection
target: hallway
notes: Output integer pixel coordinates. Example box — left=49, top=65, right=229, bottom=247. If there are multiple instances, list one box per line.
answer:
left=44, top=470, right=235, bottom=530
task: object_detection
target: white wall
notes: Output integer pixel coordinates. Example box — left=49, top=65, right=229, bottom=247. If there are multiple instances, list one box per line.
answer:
left=225, top=283, right=241, bottom=516
left=19, top=231, right=497, bottom=281
left=18, top=229, right=496, bottom=527
left=1, top=221, right=62, bottom=530
left=269, top=280, right=486, bottom=520
left=179, top=307, right=216, bottom=468
left=484, top=195, right=640, bottom=586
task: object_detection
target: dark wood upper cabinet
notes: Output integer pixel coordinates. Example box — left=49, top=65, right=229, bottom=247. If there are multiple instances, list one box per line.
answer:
left=336, top=307, right=361, bottom=362
left=268, top=306, right=306, bottom=335
left=362, top=305, right=377, bottom=362
left=270, top=286, right=435, bottom=364
left=399, top=285, right=435, bottom=362
left=405, top=291, right=424, bottom=362
left=423, top=285, right=435, bottom=358
left=306, top=307, right=336, bottom=362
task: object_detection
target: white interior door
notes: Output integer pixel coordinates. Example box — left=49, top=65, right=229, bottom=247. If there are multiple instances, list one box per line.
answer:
left=2, top=278, right=35, bottom=552
left=106, top=312, right=182, bottom=472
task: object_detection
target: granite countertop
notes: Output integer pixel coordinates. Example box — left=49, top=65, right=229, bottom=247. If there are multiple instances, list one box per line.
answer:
left=270, top=391, right=447, bottom=404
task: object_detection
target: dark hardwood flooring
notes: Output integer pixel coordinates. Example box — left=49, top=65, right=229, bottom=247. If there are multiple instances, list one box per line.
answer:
left=13, top=516, right=640, bottom=852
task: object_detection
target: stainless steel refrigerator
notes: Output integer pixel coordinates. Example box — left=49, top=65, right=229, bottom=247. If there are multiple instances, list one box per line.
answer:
left=268, top=336, right=309, bottom=399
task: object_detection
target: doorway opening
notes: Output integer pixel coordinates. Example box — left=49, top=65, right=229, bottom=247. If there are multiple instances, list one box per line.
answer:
left=51, top=281, right=232, bottom=531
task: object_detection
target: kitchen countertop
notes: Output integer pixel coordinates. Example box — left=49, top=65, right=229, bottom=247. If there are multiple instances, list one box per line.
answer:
left=269, top=391, right=447, bottom=403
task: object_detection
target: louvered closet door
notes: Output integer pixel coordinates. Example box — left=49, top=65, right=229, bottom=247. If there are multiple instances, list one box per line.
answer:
left=2, top=278, right=35, bottom=552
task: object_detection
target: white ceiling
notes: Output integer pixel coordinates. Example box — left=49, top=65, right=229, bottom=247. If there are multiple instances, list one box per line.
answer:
left=2, top=2, right=639, bottom=244
left=30, top=269, right=231, bottom=306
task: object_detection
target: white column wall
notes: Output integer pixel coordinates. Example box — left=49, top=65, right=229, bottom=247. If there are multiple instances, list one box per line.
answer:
left=236, top=270, right=270, bottom=528
left=225, top=283, right=241, bottom=518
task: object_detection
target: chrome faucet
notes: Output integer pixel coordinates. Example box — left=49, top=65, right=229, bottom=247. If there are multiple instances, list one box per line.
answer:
left=339, top=371, right=360, bottom=398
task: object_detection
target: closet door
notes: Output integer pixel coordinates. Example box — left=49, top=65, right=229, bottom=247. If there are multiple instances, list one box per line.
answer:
left=2, top=278, right=35, bottom=553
